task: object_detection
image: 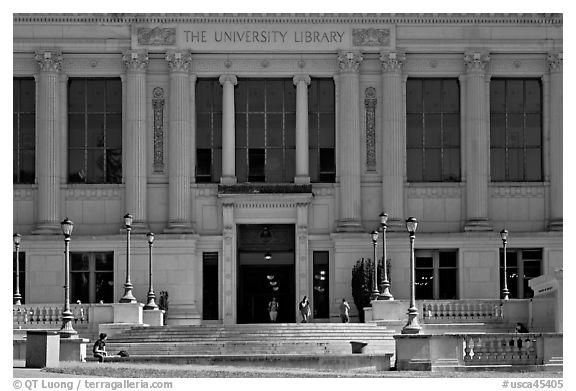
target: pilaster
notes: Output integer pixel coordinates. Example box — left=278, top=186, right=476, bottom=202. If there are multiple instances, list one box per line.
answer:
left=296, top=202, right=310, bottom=315
left=293, top=74, right=311, bottom=184
left=380, top=51, right=406, bottom=231
left=165, top=51, right=194, bottom=233
left=547, top=52, right=563, bottom=231
left=463, top=51, right=492, bottom=231
left=336, top=51, right=363, bottom=232
left=222, top=203, right=237, bottom=324
left=32, top=50, right=62, bottom=235
left=122, top=50, right=149, bottom=233
left=219, top=74, right=237, bottom=184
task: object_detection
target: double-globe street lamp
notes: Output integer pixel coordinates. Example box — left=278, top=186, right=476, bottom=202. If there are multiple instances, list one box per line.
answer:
left=500, top=229, right=510, bottom=301
left=144, top=232, right=158, bottom=310
left=60, top=217, right=77, bottom=338
left=13, top=233, right=22, bottom=305
left=402, top=216, right=421, bottom=334
left=378, top=212, right=394, bottom=300
left=120, top=213, right=137, bottom=303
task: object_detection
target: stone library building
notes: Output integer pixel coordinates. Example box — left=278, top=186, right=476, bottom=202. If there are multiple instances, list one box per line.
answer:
left=13, top=13, right=562, bottom=325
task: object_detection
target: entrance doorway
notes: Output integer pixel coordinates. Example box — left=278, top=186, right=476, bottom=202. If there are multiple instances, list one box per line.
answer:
left=237, top=224, right=295, bottom=324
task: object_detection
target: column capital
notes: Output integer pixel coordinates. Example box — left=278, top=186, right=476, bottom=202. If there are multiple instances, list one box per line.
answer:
left=337, top=51, right=363, bottom=73
left=293, top=74, right=311, bottom=86
left=165, top=50, right=192, bottom=73
left=463, top=51, right=490, bottom=73
left=122, top=50, right=149, bottom=73
left=219, top=74, right=238, bottom=86
left=379, top=51, right=405, bottom=73
left=547, top=52, right=563, bottom=73
left=35, top=50, right=62, bottom=73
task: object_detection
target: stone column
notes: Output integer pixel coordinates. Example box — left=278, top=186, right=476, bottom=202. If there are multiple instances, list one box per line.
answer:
left=219, top=75, right=237, bottom=184
left=295, top=202, right=310, bottom=316
left=222, top=203, right=237, bottom=324
left=336, top=51, right=363, bottom=232
left=32, top=50, right=62, bottom=234
left=547, top=52, right=562, bottom=231
left=463, top=51, right=492, bottom=231
left=293, top=75, right=311, bottom=184
left=380, top=52, right=406, bottom=230
left=122, top=50, right=149, bottom=232
left=165, top=51, right=194, bottom=233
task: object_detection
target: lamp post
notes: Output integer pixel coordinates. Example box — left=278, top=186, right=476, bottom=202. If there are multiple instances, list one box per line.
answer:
left=13, top=233, right=22, bottom=305
left=144, top=232, right=158, bottom=310
left=120, top=213, right=137, bottom=303
left=370, top=230, right=380, bottom=300
left=402, top=217, right=421, bottom=334
left=378, top=212, right=394, bottom=300
left=500, top=229, right=510, bottom=301
left=60, top=218, right=77, bottom=337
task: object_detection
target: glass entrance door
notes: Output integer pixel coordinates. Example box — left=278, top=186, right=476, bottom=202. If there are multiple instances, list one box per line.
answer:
left=237, top=224, right=295, bottom=324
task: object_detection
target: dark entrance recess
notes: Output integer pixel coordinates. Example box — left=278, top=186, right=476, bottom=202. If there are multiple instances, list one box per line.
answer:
left=237, top=224, right=295, bottom=323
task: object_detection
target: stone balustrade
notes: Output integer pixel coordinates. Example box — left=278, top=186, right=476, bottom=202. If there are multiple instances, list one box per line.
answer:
left=463, top=333, right=537, bottom=365
left=13, top=304, right=89, bottom=326
left=422, top=300, right=503, bottom=321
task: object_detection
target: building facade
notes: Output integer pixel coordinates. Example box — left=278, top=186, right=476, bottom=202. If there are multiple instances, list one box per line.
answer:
left=13, top=13, right=563, bottom=324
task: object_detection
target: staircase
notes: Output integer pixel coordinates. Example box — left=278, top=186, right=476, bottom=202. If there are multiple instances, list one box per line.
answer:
left=106, top=323, right=396, bottom=356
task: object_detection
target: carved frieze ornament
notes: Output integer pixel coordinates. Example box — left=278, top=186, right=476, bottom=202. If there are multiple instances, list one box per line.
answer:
left=337, top=51, right=363, bottom=73
left=34, top=50, right=63, bottom=73
left=463, top=51, right=490, bottom=72
left=137, top=27, right=176, bottom=46
left=152, top=87, right=165, bottom=173
left=547, top=52, right=563, bottom=72
left=352, top=28, right=390, bottom=47
left=364, top=87, right=377, bottom=171
left=122, top=50, right=149, bottom=72
left=165, top=51, right=192, bottom=73
left=380, top=51, right=405, bottom=73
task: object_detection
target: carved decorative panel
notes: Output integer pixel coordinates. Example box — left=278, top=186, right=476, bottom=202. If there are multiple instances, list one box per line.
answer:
left=352, top=28, right=390, bottom=47
left=137, top=27, right=176, bottom=46
left=364, top=87, right=377, bottom=171
left=152, top=87, right=165, bottom=172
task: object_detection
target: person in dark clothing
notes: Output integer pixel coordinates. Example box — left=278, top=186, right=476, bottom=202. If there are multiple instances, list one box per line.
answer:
left=515, top=322, right=529, bottom=333
left=93, top=333, right=108, bottom=362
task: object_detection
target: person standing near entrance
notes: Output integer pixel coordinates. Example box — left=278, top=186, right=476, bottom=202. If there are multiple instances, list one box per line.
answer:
left=268, top=297, right=279, bottom=322
left=339, top=298, right=350, bottom=323
left=299, top=296, right=311, bottom=323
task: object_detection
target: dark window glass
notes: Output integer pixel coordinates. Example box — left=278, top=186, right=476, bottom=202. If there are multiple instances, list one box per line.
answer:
left=313, top=252, right=329, bottom=318
left=70, top=252, right=114, bottom=303
left=196, top=79, right=223, bottom=183
left=490, top=79, right=542, bottom=182
left=309, top=79, right=336, bottom=183
left=406, top=79, right=461, bottom=182
left=68, top=78, right=122, bottom=184
left=416, top=250, right=459, bottom=299
left=500, top=249, right=541, bottom=299
left=13, top=251, right=26, bottom=304
left=202, top=252, right=219, bottom=320
left=236, top=79, right=296, bottom=183
left=13, top=78, right=36, bottom=184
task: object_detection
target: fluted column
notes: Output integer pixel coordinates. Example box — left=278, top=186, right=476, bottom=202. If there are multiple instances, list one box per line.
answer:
left=219, top=75, right=237, bottom=184
left=32, top=50, right=62, bottom=234
left=380, top=52, right=406, bottom=231
left=547, top=52, right=563, bottom=231
left=293, top=75, right=311, bottom=184
left=122, top=50, right=149, bottom=232
left=336, top=51, right=363, bottom=232
left=463, top=51, right=492, bottom=231
left=165, top=51, right=194, bottom=233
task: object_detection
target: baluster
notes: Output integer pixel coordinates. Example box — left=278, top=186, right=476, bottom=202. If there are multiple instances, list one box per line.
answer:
left=34, top=307, right=42, bottom=323
left=445, top=302, right=452, bottom=318
left=526, top=336, right=537, bottom=363
left=433, top=303, right=439, bottom=318
left=497, top=336, right=507, bottom=363
left=454, top=302, right=462, bottom=319
left=422, top=303, right=429, bottom=319
left=463, top=336, right=472, bottom=362
left=41, top=306, right=48, bottom=323
left=479, top=303, right=486, bottom=318
left=472, top=336, right=482, bottom=362
left=49, top=306, right=57, bottom=323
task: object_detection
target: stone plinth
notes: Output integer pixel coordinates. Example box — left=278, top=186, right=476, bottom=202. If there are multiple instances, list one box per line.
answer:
left=26, top=330, right=60, bottom=368
left=89, top=304, right=114, bottom=324
left=113, top=302, right=144, bottom=323
left=394, top=334, right=462, bottom=371
left=143, top=309, right=165, bottom=326
left=60, top=337, right=89, bottom=362
left=371, top=299, right=409, bottom=321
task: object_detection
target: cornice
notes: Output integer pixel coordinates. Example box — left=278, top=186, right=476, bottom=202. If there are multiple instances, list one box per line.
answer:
left=13, top=14, right=562, bottom=25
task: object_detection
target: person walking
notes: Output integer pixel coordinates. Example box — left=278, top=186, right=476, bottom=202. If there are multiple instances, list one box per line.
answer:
left=299, top=296, right=311, bottom=323
left=339, top=298, right=350, bottom=323
left=268, top=297, right=279, bottom=322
